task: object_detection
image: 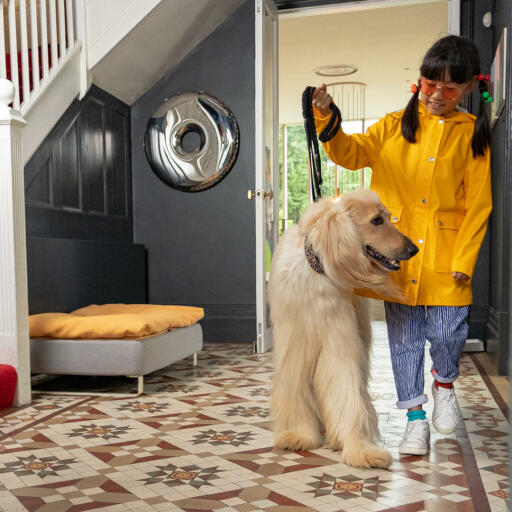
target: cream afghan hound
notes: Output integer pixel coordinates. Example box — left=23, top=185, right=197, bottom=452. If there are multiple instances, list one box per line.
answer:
left=268, top=189, right=418, bottom=469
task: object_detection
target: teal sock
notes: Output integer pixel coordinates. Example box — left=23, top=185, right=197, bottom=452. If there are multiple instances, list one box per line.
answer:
left=407, top=410, right=426, bottom=422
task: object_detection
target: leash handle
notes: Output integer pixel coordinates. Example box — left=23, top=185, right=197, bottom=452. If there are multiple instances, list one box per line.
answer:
left=301, top=86, right=342, bottom=201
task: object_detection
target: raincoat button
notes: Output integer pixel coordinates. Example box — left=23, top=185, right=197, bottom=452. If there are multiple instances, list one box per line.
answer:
left=429, top=157, right=435, bottom=162
left=392, top=217, right=398, bottom=223
left=439, top=119, right=444, bottom=124
left=412, top=279, right=417, bottom=284
left=418, top=239, right=424, bottom=244
left=439, top=220, right=444, bottom=226
left=422, top=198, right=427, bottom=204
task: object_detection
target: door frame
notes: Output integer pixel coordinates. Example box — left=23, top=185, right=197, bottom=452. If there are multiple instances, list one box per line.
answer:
left=254, top=0, right=279, bottom=353
left=279, top=0, right=459, bottom=35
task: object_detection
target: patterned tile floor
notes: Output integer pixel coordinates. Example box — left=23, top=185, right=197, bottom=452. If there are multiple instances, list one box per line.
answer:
left=0, top=321, right=508, bottom=512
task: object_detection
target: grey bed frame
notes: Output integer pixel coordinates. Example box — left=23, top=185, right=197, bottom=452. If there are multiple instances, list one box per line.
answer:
left=27, top=237, right=203, bottom=394
left=30, top=324, right=203, bottom=394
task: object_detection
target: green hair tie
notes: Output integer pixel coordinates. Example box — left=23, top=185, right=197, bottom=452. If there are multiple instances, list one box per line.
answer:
left=481, top=91, right=492, bottom=102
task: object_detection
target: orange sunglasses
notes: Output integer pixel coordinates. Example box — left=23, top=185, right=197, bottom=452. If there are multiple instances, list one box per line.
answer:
left=420, top=77, right=465, bottom=101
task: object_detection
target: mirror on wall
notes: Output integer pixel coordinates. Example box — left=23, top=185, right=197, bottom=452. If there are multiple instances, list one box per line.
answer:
left=144, top=91, right=240, bottom=192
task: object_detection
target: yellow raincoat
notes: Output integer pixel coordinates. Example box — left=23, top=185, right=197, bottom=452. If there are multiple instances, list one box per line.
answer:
left=314, top=100, right=492, bottom=306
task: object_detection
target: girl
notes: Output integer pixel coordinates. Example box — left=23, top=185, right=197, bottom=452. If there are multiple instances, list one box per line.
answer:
left=312, top=35, right=492, bottom=455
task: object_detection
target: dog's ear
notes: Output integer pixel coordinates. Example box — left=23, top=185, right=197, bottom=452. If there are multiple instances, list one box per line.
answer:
left=304, top=201, right=403, bottom=298
left=298, top=198, right=334, bottom=236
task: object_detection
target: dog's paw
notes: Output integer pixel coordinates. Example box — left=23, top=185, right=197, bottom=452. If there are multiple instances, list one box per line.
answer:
left=274, top=431, right=321, bottom=452
left=341, top=443, right=392, bottom=469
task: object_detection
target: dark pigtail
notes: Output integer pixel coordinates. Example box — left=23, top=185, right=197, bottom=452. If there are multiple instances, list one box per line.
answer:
left=401, top=82, right=420, bottom=143
left=472, top=79, right=492, bottom=157
left=404, top=35, right=491, bottom=158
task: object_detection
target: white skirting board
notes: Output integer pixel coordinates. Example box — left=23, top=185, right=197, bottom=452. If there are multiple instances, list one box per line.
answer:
left=464, top=338, right=484, bottom=352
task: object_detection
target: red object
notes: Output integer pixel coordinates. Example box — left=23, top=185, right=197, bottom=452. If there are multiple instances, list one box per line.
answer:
left=410, top=83, right=419, bottom=94
left=434, top=380, right=453, bottom=389
left=0, top=365, right=18, bottom=409
left=5, top=45, right=58, bottom=104
left=478, top=73, right=491, bottom=82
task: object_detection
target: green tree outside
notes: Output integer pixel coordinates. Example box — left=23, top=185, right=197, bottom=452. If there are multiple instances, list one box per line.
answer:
left=279, top=125, right=371, bottom=232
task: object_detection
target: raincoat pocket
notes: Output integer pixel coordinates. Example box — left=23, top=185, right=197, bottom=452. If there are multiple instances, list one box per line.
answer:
left=435, top=212, right=464, bottom=273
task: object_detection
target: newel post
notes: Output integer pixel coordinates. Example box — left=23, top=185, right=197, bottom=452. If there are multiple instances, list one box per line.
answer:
left=0, top=79, right=31, bottom=406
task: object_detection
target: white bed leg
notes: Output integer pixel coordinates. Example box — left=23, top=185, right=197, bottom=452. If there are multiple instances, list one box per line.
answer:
left=137, top=376, right=144, bottom=395
left=193, top=352, right=198, bottom=366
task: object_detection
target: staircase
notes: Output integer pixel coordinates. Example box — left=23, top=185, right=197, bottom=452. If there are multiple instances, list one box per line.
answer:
left=1, top=0, right=245, bottom=163
left=0, top=0, right=245, bottom=407
left=1, top=0, right=89, bottom=163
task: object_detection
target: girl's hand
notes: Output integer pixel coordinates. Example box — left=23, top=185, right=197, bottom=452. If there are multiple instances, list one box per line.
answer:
left=312, top=84, right=333, bottom=116
left=452, top=271, right=470, bottom=282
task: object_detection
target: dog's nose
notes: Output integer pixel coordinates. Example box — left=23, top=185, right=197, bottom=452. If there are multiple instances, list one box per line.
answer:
left=408, top=243, right=419, bottom=257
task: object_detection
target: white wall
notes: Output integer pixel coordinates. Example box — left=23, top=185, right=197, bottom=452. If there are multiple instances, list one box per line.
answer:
left=85, top=0, right=161, bottom=68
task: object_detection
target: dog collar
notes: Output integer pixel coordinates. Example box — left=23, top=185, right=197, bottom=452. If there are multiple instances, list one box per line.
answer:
left=304, top=235, right=325, bottom=275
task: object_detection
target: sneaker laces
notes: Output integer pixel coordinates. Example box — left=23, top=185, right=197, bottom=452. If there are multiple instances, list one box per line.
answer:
left=405, top=420, right=427, bottom=441
left=434, top=387, right=458, bottom=424
left=437, top=387, right=456, bottom=406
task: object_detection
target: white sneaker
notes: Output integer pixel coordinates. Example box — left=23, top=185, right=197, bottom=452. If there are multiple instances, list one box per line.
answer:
left=399, top=419, right=430, bottom=455
left=432, top=382, right=459, bottom=434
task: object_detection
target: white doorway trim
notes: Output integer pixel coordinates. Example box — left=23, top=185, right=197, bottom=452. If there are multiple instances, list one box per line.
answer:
left=447, top=0, right=460, bottom=35
left=279, top=0, right=454, bottom=19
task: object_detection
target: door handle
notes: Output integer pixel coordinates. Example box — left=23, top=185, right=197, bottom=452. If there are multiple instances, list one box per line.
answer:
left=247, top=189, right=273, bottom=200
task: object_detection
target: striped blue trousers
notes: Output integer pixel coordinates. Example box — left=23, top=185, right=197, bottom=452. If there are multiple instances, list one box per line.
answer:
left=384, top=302, right=470, bottom=409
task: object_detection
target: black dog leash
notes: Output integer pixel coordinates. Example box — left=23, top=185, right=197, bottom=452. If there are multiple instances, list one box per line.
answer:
left=301, top=86, right=342, bottom=201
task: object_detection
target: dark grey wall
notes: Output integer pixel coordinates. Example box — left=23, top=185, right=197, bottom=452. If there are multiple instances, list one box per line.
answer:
left=131, top=0, right=256, bottom=342
left=461, top=0, right=512, bottom=374
left=460, top=0, right=494, bottom=341
left=25, top=85, right=132, bottom=242
left=24, top=85, right=141, bottom=314
left=27, top=238, right=146, bottom=314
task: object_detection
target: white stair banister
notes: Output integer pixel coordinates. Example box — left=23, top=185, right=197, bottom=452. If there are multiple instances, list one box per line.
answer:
left=66, top=0, right=75, bottom=48
left=0, top=1, right=6, bottom=79
left=40, top=0, right=50, bottom=80
left=49, top=0, right=58, bottom=68
left=58, top=0, right=66, bottom=58
left=30, top=0, right=40, bottom=92
left=8, top=0, right=20, bottom=109
left=0, top=79, right=31, bottom=407
left=74, top=0, right=90, bottom=98
left=19, top=0, right=31, bottom=105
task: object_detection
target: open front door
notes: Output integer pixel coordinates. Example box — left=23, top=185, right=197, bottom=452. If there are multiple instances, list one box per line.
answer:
left=254, top=0, right=278, bottom=353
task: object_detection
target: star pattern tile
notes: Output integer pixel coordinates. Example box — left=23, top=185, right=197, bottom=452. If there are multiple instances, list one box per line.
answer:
left=0, top=321, right=507, bottom=511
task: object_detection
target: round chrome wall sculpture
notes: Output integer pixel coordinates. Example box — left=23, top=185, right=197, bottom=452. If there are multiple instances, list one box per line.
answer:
left=144, top=91, right=239, bottom=192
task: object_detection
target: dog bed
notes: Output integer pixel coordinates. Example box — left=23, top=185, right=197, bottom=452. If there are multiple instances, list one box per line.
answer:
left=29, top=304, right=204, bottom=394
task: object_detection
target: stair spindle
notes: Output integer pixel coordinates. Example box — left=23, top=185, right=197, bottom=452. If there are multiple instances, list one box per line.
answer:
left=8, top=0, right=20, bottom=109
left=40, top=0, right=49, bottom=80
left=30, top=0, right=40, bottom=92
left=19, top=0, right=31, bottom=105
